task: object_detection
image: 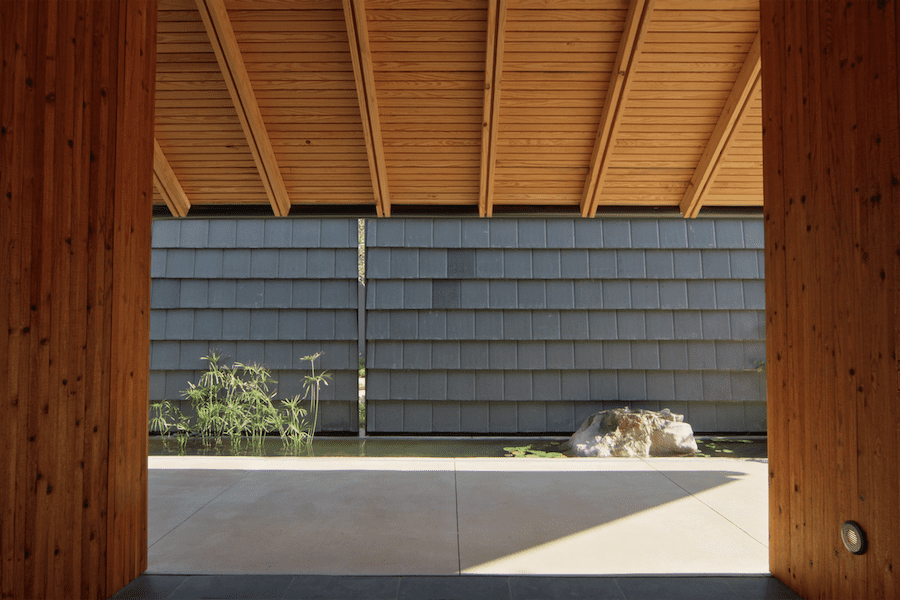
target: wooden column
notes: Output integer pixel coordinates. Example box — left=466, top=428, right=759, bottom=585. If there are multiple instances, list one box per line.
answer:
left=0, top=1, right=156, bottom=599
left=762, top=1, right=899, bottom=598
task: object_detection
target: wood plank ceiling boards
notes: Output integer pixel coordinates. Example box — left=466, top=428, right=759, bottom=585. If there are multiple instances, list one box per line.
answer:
left=195, top=0, right=291, bottom=216
left=152, top=0, right=764, bottom=217
left=679, top=31, right=761, bottom=218
left=344, top=0, right=392, bottom=217
left=495, top=0, right=626, bottom=212
left=580, top=0, right=655, bottom=218
left=229, top=0, right=376, bottom=212
left=592, top=0, right=761, bottom=215
left=156, top=0, right=271, bottom=209
left=368, top=0, right=488, bottom=209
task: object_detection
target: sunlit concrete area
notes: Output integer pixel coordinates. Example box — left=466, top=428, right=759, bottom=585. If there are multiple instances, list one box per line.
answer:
left=147, top=456, right=769, bottom=576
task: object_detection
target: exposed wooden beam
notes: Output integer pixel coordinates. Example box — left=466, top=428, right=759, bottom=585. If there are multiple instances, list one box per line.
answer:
left=680, top=32, right=761, bottom=218
left=580, top=0, right=655, bottom=218
left=153, top=139, right=191, bottom=217
left=195, top=0, right=291, bottom=217
left=479, top=0, right=507, bottom=218
left=343, top=0, right=392, bottom=218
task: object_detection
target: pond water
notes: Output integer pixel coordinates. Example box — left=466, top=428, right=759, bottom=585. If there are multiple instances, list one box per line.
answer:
left=148, top=435, right=767, bottom=459
left=148, top=436, right=569, bottom=458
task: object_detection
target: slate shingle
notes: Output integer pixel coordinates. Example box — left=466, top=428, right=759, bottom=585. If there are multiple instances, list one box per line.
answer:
left=151, top=249, right=167, bottom=278
left=631, top=220, right=660, bottom=248
left=561, top=371, right=590, bottom=401
left=208, top=280, right=236, bottom=308
left=236, top=221, right=264, bottom=248
left=208, top=220, right=237, bottom=248
left=513, top=402, right=544, bottom=432
left=264, top=220, right=292, bottom=248
left=490, top=219, right=518, bottom=248
left=432, top=401, right=460, bottom=431
left=420, top=371, right=447, bottom=401
left=293, top=219, right=321, bottom=248
left=546, top=219, right=575, bottom=248
left=152, top=220, right=180, bottom=248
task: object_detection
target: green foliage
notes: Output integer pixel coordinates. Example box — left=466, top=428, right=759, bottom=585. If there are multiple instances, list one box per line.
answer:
left=357, top=356, right=366, bottom=429
left=503, top=443, right=567, bottom=458
left=695, top=437, right=753, bottom=458
left=278, top=395, right=309, bottom=452
left=149, top=400, right=190, bottom=452
left=298, top=351, right=330, bottom=451
left=358, top=218, right=366, bottom=282
left=150, top=351, right=329, bottom=455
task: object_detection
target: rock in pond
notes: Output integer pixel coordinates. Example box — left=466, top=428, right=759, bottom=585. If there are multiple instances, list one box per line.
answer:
left=561, top=407, right=699, bottom=458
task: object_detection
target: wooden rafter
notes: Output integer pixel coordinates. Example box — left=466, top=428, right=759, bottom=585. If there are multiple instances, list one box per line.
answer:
left=151, top=2, right=768, bottom=214
left=580, top=0, right=655, bottom=219
left=153, top=139, right=191, bottom=218
left=343, top=0, right=391, bottom=218
left=195, top=0, right=291, bottom=217
left=479, top=0, right=507, bottom=218
left=680, top=32, right=761, bottom=218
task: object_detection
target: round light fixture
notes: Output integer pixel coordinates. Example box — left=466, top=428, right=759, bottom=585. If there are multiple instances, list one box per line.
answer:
left=841, top=521, right=867, bottom=555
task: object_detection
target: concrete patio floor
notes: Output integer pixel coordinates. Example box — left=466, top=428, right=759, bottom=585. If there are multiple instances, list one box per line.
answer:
left=147, top=455, right=771, bottom=576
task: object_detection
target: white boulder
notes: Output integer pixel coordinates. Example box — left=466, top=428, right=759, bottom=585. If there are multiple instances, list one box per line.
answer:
left=561, top=407, right=698, bottom=457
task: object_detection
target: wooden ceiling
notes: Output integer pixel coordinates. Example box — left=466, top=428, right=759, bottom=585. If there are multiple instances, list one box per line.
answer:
left=153, top=0, right=762, bottom=218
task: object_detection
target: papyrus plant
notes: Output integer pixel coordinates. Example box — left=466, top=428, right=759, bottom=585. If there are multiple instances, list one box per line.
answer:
left=151, top=351, right=329, bottom=455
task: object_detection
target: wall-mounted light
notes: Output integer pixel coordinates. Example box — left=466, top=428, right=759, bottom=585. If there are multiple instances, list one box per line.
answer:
left=841, top=521, right=867, bottom=555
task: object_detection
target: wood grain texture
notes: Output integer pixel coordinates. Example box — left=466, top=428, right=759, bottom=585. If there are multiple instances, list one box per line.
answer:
left=153, top=139, right=191, bottom=216
left=0, top=1, right=154, bottom=598
left=224, top=0, right=376, bottom=210
left=679, top=32, right=759, bottom=217
left=195, top=0, right=290, bottom=215
left=479, top=0, right=506, bottom=217
left=367, top=1, right=487, bottom=208
left=762, top=1, right=899, bottom=598
left=601, top=0, right=763, bottom=210
left=156, top=0, right=269, bottom=209
left=493, top=2, right=616, bottom=209
left=151, top=0, right=767, bottom=212
left=343, top=0, right=391, bottom=217
left=580, top=0, right=655, bottom=218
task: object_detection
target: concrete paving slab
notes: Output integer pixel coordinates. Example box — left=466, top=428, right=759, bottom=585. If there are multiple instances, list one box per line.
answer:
left=147, top=456, right=769, bottom=577
left=148, top=469, right=249, bottom=546
left=643, top=458, right=769, bottom=547
left=457, top=468, right=685, bottom=574
left=456, top=461, right=767, bottom=575
left=148, top=466, right=459, bottom=575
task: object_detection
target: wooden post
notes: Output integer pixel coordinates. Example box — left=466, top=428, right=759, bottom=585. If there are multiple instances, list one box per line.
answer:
left=0, top=1, right=156, bottom=598
left=762, top=1, right=899, bottom=598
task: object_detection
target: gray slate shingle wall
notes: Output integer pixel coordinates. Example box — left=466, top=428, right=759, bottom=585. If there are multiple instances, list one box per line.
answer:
left=365, top=217, right=766, bottom=434
left=149, top=218, right=360, bottom=432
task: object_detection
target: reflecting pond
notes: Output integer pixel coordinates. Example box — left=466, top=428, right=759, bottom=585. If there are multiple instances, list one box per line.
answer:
left=148, top=435, right=766, bottom=459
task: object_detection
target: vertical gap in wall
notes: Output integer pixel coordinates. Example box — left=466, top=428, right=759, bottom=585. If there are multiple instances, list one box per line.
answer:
left=358, top=218, right=366, bottom=437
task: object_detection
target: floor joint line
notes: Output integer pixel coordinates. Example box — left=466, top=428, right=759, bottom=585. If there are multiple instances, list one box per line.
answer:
left=641, top=458, right=769, bottom=549
left=454, top=458, right=462, bottom=575
left=146, top=469, right=252, bottom=552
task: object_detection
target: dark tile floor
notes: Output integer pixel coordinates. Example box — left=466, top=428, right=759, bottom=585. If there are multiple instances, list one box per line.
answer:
left=110, top=574, right=804, bottom=600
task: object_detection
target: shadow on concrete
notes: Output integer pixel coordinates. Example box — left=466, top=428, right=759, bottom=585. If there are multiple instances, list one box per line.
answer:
left=148, top=463, right=765, bottom=575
